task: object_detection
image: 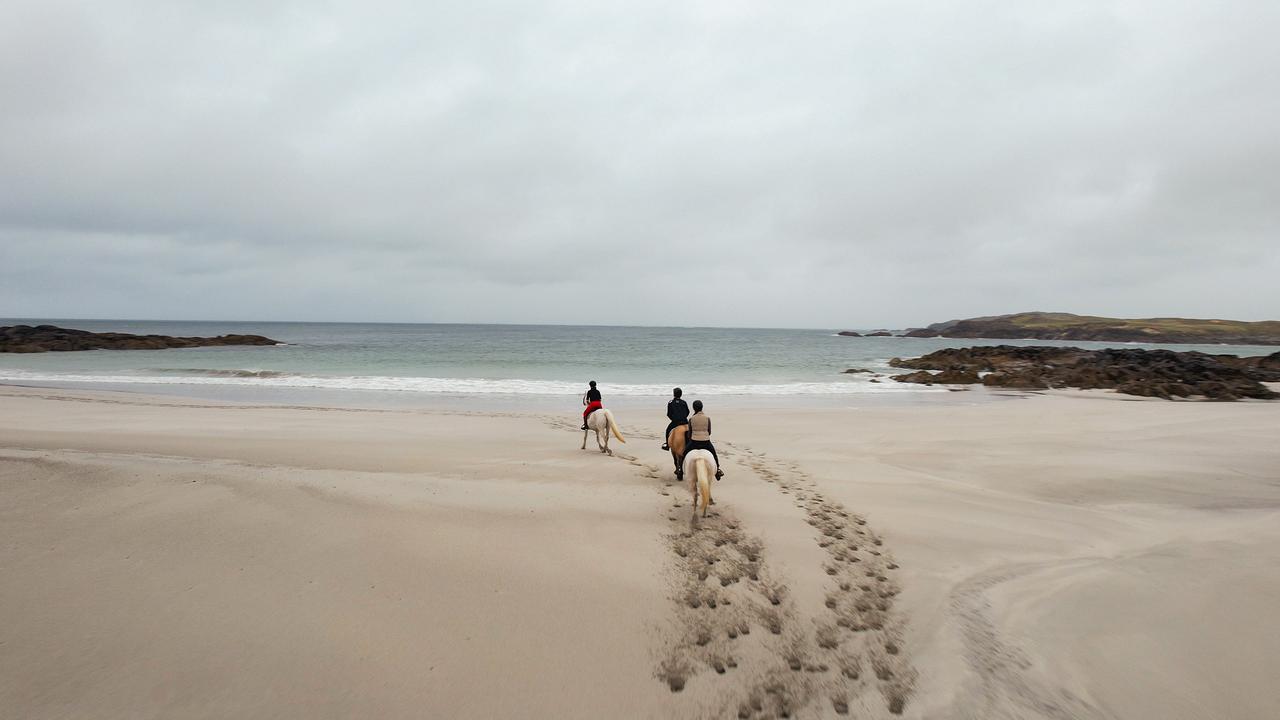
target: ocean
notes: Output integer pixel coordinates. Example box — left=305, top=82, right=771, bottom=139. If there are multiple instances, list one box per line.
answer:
left=2, top=319, right=1275, bottom=409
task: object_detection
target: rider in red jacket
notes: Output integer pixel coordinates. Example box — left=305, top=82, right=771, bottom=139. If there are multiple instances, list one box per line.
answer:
left=581, top=380, right=602, bottom=430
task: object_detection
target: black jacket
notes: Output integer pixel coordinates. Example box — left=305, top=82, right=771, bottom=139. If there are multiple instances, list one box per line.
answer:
left=667, top=398, right=690, bottom=424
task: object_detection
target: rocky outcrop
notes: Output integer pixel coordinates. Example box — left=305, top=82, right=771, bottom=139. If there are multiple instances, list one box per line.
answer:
left=904, top=312, right=1280, bottom=345
left=837, top=331, right=862, bottom=337
left=888, top=345, right=1280, bottom=400
left=0, top=325, right=280, bottom=353
left=889, top=370, right=934, bottom=384
left=900, top=328, right=940, bottom=338
left=931, top=368, right=984, bottom=384
left=888, top=368, right=982, bottom=385
left=865, top=331, right=893, bottom=337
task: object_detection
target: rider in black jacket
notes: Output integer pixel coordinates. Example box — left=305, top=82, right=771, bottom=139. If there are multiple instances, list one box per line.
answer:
left=661, top=387, right=689, bottom=450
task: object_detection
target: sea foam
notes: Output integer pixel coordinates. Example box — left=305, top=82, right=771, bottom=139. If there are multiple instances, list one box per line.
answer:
left=0, top=369, right=940, bottom=396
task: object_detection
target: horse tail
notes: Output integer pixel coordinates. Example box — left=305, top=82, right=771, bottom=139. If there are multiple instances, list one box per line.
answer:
left=606, top=410, right=626, bottom=443
left=696, top=458, right=711, bottom=517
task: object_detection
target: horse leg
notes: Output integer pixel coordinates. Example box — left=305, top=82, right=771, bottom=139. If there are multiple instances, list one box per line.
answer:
left=581, top=428, right=588, bottom=450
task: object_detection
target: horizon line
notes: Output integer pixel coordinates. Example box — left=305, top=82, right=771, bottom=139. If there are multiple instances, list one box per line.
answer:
left=0, top=316, right=899, bottom=333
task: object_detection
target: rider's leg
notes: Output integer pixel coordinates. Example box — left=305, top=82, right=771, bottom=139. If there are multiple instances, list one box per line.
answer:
left=662, top=421, right=678, bottom=450
left=708, top=443, right=724, bottom=478
left=582, top=402, right=600, bottom=430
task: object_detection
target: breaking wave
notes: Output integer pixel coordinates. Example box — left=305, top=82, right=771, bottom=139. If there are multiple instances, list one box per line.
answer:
left=148, top=368, right=297, bottom=378
left=0, top=369, right=940, bottom=396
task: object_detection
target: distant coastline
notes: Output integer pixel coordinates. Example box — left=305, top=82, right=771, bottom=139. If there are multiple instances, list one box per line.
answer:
left=839, top=312, right=1280, bottom=345
left=0, top=324, right=280, bottom=353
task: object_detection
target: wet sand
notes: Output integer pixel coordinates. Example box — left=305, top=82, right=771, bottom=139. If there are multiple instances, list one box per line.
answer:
left=2, top=385, right=1278, bottom=718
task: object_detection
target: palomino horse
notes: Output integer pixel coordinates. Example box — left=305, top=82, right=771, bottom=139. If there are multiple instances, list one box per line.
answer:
left=667, top=424, right=689, bottom=480
left=581, top=409, right=626, bottom=455
left=683, top=449, right=717, bottom=517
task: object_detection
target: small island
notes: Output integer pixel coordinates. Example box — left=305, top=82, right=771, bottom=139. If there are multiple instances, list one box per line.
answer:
left=900, top=312, right=1280, bottom=345
left=0, top=325, right=280, bottom=353
left=836, top=330, right=894, bottom=337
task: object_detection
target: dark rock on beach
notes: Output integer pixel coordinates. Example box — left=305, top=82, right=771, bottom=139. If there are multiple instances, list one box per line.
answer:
left=888, top=368, right=983, bottom=385
left=842, top=368, right=874, bottom=374
left=837, top=331, right=862, bottom=337
left=888, top=370, right=938, bottom=384
left=0, top=325, right=281, bottom=353
left=933, top=368, right=984, bottom=384
left=888, top=345, right=1280, bottom=400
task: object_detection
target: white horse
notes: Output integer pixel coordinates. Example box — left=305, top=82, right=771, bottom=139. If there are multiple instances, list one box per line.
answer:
left=581, top=409, right=626, bottom=455
left=682, top=449, right=717, bottom=517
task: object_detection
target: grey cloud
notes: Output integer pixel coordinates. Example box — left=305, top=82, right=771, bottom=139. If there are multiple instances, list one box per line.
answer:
left=2, top=1, right=1278, bottom=326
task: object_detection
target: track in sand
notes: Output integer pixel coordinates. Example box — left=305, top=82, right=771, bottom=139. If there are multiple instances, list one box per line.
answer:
left=948, top=561, right=1108, bottom=720
left=579, top=420, right=917, bottom=719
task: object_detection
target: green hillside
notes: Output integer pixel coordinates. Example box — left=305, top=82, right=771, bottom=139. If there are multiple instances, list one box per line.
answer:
left=906, top=312, right=1280, bottom=345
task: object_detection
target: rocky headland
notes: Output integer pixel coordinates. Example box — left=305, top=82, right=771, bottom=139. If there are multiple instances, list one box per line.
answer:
left=900, top=312, right=1280, bottom=345
left=1, top=325, right=280, bottom=353
left=889, top=345, right=1280, bottom=400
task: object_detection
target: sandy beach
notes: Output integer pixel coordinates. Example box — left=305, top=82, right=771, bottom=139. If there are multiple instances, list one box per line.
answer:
left=3, top=385, right=1279, bottom=719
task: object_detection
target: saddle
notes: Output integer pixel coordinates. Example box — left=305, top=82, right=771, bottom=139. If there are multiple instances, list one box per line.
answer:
left=663, top=423, right=689, bottom=452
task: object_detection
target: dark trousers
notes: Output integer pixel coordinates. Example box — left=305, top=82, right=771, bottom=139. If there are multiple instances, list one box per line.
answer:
left=686, top=439, right=720, bottom=470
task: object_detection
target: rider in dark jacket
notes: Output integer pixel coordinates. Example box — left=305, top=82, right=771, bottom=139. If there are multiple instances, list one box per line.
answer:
left=661, top=387, right=689, bottom=450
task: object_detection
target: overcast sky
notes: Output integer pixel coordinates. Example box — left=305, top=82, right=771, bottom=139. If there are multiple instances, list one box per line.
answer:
left=2, top=1, right=1277, bottom=328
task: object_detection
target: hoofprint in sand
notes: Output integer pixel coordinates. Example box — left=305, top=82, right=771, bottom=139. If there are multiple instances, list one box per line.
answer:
left=3, top=385, right=1279, bottom=719
left=650, top=443, right=916, bottom=718
left=546, top=405, right=916, bottom=718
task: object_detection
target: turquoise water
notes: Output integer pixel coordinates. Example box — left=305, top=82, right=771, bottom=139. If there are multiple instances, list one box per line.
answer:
left=1, top=319, right=1275, bottom=404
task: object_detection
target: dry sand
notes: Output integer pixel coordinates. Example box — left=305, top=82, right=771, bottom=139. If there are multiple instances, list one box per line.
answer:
left=2, top=385, right=1278, bottom=719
